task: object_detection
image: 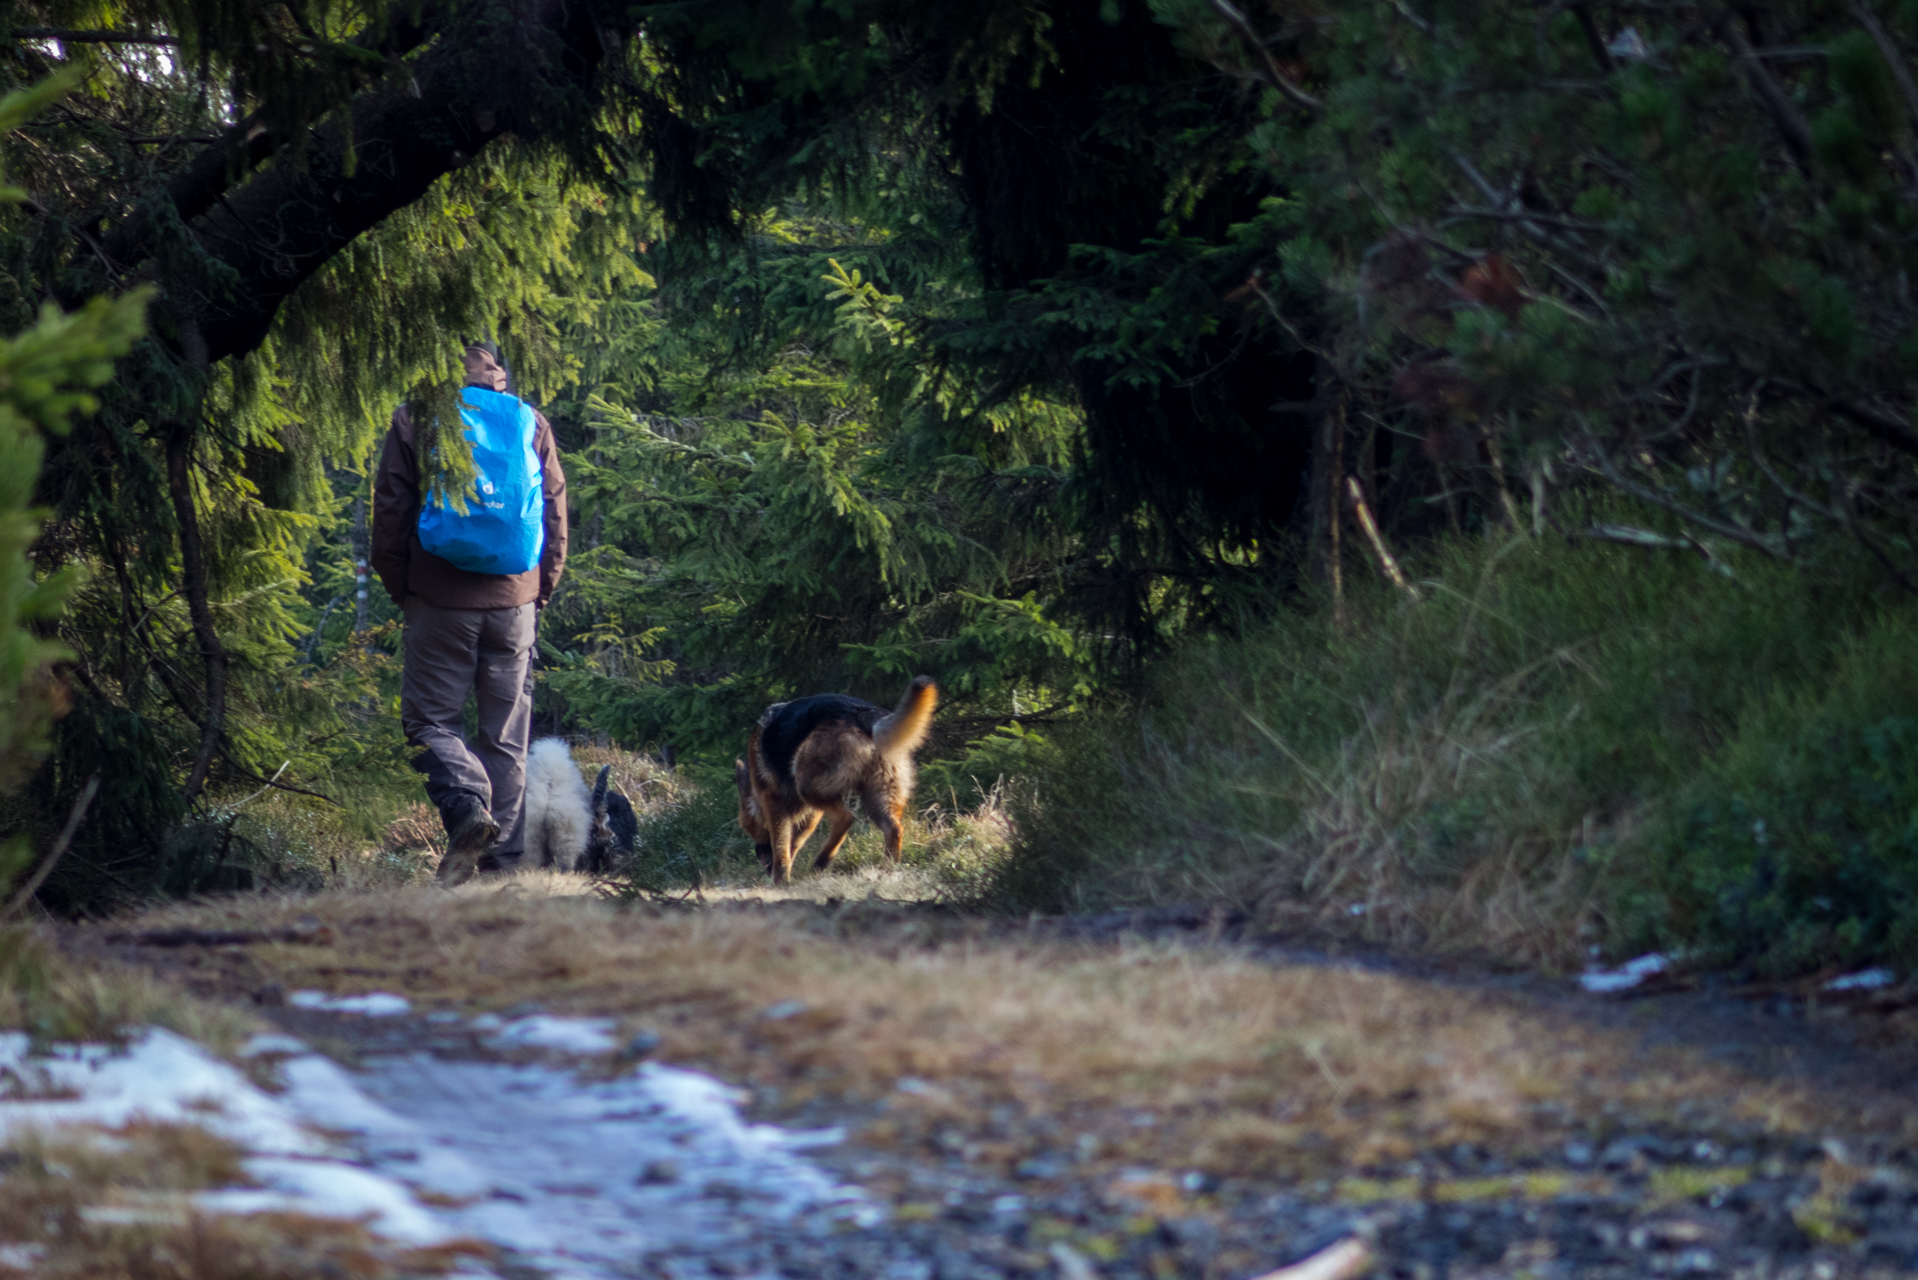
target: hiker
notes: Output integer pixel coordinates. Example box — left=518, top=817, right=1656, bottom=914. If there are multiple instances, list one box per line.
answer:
left=371, top=342, right=568, bottom=884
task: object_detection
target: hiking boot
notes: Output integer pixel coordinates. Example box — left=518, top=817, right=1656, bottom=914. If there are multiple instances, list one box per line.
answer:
left=437, top=793, right=500, bottom=887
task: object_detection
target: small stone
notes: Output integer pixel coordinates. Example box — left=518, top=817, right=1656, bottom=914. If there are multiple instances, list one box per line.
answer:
left=1564, top=1141, right=1596, bottom=1167
left=253, top=982, right=285, bottom=1007
left=1047, top=1242, right=1098, bottom=1280
left=623, top=1029, right=662, bottom=1058
left=1601, top=1136, right=1663, bottom=1169
left=762, top=999, right=809, bottom=1020
left=637, top=1160, right=680, bottom=1185
left=1649, top=1220, right=1710, bottom=1246
left=1015, top=1156, right=1067, bottom=1181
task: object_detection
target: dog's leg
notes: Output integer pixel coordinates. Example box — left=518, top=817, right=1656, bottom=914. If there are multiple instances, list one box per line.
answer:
left=768, top=812, right=796, bottom=885
left=861, top=786, right=907, bottom=863
left=789, top=809, right=823, bottom=863
left=812, top=801, right=857, bottom=871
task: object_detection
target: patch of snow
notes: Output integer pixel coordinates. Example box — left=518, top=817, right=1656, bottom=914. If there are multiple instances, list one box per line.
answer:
left=0, top=1029, right=460, bottom=1246
left=467, top=1013, right=504, bottom=1032
left=288, top=990, right=412, bottom=1017
left=201, top=1158, right=453, bottom=1244
left=1825, top=968, right=1896, bottom=992
left=1578, top=952, right=1670, bottom=994
left=488, top=1015, right=617, bottom=1054
left=0, top=1028, right=321, bottom=1154
left=298, top=1054, right=879, bottom=1274
left=0, top=1020, right=879, bottom=1277
left=761, top=999, right=809, bottom=1020
left=239, top=1033, right=309, bottom=1058
left=0, top=1243, right=46, bottom=1270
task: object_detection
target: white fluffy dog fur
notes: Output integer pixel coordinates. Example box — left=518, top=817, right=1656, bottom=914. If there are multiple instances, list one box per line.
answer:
left=523, top=737, right=593, bottom=871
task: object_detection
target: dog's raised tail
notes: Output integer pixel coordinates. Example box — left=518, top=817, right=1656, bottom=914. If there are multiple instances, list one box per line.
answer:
left=872, top=676, right=937, bottom=759
left=591, top=764, right=612, bottom=820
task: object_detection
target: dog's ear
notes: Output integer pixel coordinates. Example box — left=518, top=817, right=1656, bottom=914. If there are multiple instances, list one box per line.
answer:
left=592, top=764, right=611, bottom=818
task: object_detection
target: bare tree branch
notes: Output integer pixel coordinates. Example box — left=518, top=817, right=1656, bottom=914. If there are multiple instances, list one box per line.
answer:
left=1720, top=13, right=1815, bottom=168
left=1207, top=0, right=1323, bottom=113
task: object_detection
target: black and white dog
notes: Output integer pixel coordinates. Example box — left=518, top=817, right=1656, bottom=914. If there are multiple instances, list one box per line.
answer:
left=524, top=738, right=637, bottom=872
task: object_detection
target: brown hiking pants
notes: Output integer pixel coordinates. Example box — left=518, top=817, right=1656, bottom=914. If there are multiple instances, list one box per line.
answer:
left=400, top=598, right=536, bottom=859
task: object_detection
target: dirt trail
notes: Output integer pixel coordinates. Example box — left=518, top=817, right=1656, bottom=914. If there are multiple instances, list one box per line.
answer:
left=61, top=873, right=1918, bottom=1279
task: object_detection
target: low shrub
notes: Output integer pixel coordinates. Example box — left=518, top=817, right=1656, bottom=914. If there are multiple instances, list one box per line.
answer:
left=993, top=505, right=1918, bottom=972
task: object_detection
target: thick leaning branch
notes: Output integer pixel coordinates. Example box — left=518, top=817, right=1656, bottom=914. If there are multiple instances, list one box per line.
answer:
left=181, top=0, right=605, bottom=363
left=96, top=6, right=446, bottom=277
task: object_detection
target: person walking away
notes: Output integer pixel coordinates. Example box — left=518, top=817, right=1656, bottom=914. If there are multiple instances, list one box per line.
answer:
left=371, top=342, right=568, bottom=884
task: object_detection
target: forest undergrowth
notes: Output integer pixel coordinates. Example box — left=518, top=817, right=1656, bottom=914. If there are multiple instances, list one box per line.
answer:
left=995, top=499, right=1918, bottom=978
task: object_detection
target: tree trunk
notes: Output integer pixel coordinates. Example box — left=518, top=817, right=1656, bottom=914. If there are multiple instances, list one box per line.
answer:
left=1305, top=353, right=1346, bottom=589
left=166, top=429, right=227, bottom=807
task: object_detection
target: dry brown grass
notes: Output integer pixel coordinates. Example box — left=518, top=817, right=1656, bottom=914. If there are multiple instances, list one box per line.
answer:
left=1242, top=701, right=1612, bottom=971
left=93, top=881, right=1910, bottom=1180
left=569, top=742, right=685, bottom=812
left=378, top=801, right=444, bottom=861
left=0, top=1122, right=486, bottom=1278
left=0, top=926, right=256, bottom=1054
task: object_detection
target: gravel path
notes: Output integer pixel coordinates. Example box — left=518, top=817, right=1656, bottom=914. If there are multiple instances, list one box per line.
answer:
left=68, top=901, right=1918, bottom=1279
left=265, top=992, right=1918, bottom=1280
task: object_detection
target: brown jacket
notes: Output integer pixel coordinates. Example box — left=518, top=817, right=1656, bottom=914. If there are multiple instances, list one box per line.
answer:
left=372, top=393, right=568, bottom=610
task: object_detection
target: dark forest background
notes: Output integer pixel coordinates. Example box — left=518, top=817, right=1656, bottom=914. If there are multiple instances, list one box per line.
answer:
left=3, top=0, right=1918, bottom=976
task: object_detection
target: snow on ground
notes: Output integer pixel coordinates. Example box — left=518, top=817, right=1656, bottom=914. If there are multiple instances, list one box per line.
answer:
left=0, top=1009, right=878, bottom=1279
left=488, top=1014, right=619, bottom=1053
left=288, top=990, right=414, bottom=1016
left=0, top=1027, right=452, bottom=1244
left=1577, top=952, right=1670, bottom=993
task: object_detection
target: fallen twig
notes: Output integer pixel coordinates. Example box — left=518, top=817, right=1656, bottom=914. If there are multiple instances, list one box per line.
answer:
left=1577, top=425, right=1790, bottom=559
left=1583, top=523, right=1735, bottom=576
left=1247, top=1237, right=1374, bottom=1280
left=1346, top=477, right=1420, bottom=600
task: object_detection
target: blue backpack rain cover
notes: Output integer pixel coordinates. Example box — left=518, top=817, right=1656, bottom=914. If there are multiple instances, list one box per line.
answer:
left=416, top=387, right=546, bottom=575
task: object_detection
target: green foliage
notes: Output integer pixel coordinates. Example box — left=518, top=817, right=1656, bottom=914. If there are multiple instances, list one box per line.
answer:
left=1140, top=0, right=1918, bottom=578
left=619, top=775, right=763, bottom=896
left=1668, top=610, right=1918, bottom=975
left=541, top=207, right=1097, bottom=761
left=994, top=506, right=1913, bottom=970
left=0, top=293, right=149, bottom=787
left=0, top=69, right=151, bottom=896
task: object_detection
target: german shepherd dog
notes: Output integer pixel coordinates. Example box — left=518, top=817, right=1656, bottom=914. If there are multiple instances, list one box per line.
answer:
left=735, top=676, right=937, bottom=884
